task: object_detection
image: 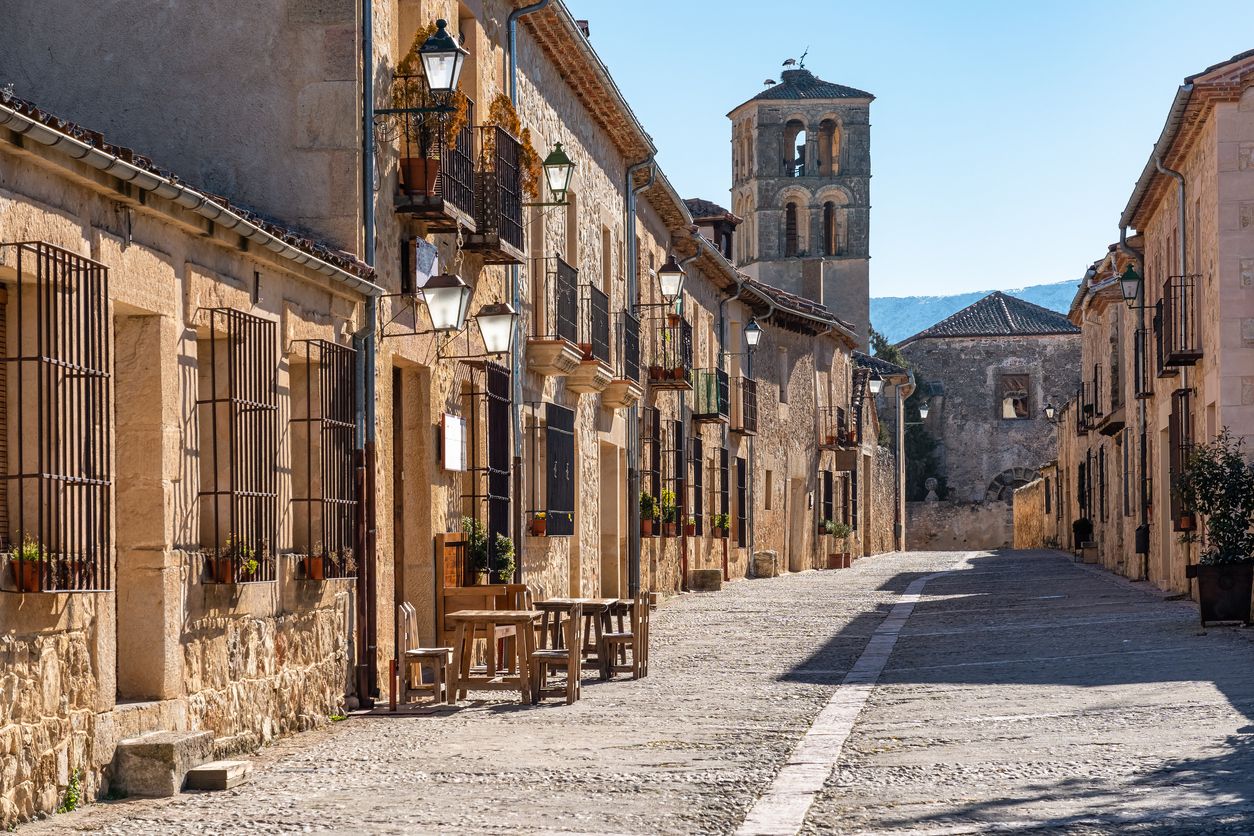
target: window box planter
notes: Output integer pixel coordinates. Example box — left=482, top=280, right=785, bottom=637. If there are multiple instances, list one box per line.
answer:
left=11, top=560, right=40, bottom=593
left=1186, top=562, right=1254, bottom=626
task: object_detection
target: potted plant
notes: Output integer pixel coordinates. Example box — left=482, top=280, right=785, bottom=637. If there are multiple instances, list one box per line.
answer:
left=1178, top=429, right=1254, bottom=625
left=648, top=364, right=665, bottom=381
left=302, top=541, right=325, bottom=581
left=831, top=522, right=853, bottom=568
left=10, top=534, right=41, bottom=593
left=684, top=515, right=696, bottom=537
left=529, top=512, right=547, bottom=537
left=392, top=24, right=470, bottom=195
left=819, top=518, right=837, bottom=536
left=639, top=492, right=657, bottom=536
left=485, top=94, right=543, bottom=200
left=493, top=534, right=516, bottom=584
left=212, top=535, right=259, bottom=584
left=712, top=513, right=730, bottom=539
left=462, top=516, right=491, bottom=585
left=660, top=489, right=678, bottom=537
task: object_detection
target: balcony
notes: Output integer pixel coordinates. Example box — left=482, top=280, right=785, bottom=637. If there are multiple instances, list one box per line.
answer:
left=464, top=126, right=524, bottom=264
left=526, top=255, right=581, bottom=377
left=730, top=376, right=758, bottom=436
left=567, top=284, right=613, bottom=394
left=1134, top=327, right=1152, bottom=399
left=389, top=79, right=477, bottom=233
left=1075, top=382, right=1096, bottom=435
left=692, top=368, right=730, bottom=423
left=602, top=311, right=643, bottom=409
left=646, top=316, right=693, bottom=391
left=1162, top=275, right=1202, bottom=366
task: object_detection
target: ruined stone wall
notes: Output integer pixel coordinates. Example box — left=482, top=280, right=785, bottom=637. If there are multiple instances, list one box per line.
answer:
left=1012, top=479, right=1046, bottom=549
left=906, top=501, right=1012, bottom=552
left=865, top=447, right=897, bottom=556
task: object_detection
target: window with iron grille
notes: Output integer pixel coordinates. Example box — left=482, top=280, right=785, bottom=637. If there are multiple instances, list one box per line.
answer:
left=1134, top=327, right=1152, bottom=398
left=999, top=374, right=1030, bottom=420
left=642, top=406, right=661, bottom=533
left=736, top=456, right=748, bottom=547
left=1077, top=460, right=1088, bottom=516
left=840, top=474, right=851, bottom=525
left=1, top=242, right=112, bottom=593
left=1122, top=429, right=1133, bottom=517
left=849, top=467, right=859, bottom=530
left=485, top=364, right=511, bottom=557
left=1169, top=387, right=1194, bottom=531
left=1162, top=275, right=1202, bottom=366
left=718, top=447, right=731, bottom=527
left=198, top=308, right=278, bottom=583
left=619, top=312, right=640, bottom=381
left=290, top=340, right=357, bottom=579
left=1044, top=476, right=1052, bottom=516
left=822, top=470, right=834, bottom=524
left=475, top=125, right=524, bottom=252
left=541, top=403, right=575, bottom=537
left=1098, top=445, right=1107, bottom=522
left=538, top=255, right=578, bottom=345
left=1109, top=318, right=1122, bottom=410
left=690, top=436, right=704, bottom=535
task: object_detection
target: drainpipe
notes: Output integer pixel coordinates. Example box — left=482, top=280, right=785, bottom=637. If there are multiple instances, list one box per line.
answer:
left=895, top=371, right=916, bottom=552
left=625, top=157, right=654, bottom=597
left=507, top=0, right=553, bottom=576
left=677, top=249, right=701, bottom=589
left=1118, top=225, right=1149, bottom=580
left=354, top=0, right=380, bottom=705
left=1155, top=155, right=1190, bottom=592
left=743, top=291, right=773, bottom=573
left=810, top=321, right=834, bottom=559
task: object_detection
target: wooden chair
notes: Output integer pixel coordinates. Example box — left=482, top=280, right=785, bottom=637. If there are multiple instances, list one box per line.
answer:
left=398, top=603, right=453, bottom=704
left=500, top=584, right=538, bottom=673
left=530, top=602, right=583, bottom=704
left=603, top=592, right=650, bottom=679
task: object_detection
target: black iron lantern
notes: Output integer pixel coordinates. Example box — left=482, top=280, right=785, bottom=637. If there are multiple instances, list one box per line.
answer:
left=419, top=19, right=469, bottom=94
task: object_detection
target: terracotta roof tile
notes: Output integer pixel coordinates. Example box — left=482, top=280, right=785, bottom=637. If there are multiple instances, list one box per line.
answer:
left=736, top=68, right=874, bottom=110
left=898, top=291, right=1079, bottom=345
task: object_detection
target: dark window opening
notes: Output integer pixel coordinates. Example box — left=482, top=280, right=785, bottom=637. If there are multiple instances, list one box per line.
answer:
left=544, top=402, right=575, bottom=537
left=999, top=373, right=1030, bottom=420
left=735, top=456, right=747, bottom=548
left=784, top=203, right=799, bottom=257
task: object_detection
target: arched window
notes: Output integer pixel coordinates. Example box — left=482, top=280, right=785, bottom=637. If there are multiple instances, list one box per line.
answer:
left=822, top=202, right=840, bottom=256
left=818, top=119, right=841, bottom=176
left=783, top=120, right=806, bottom=177
left=784, top=202, right=798, bottom=257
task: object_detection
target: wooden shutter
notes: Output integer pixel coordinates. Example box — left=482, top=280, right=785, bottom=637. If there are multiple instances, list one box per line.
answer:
left=719, top=447, right=730, bottom=517
left=822, top=470, right=834, bottom=522
left=486, top=363, right=511, bottom=556
left=545, top=403, right=575, bottom=536
left=691, top=436, right=704, bottom=535
left=735, top=456, right=747, bottom=547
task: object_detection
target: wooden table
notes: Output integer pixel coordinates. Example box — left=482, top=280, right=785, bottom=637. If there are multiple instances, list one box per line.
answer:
left=446, top=610, right=541, bottom=703
left=534, top=598, right=620, bottom=681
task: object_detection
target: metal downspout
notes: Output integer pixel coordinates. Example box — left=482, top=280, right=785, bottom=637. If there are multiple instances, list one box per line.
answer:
left=625, top=157, right=654, bottom=597
left=895, top=371, right=916, bottom=552
left=507, top=0, right=553, bottom=577
left=1118, top=226, right=1149, bottom=580
left=676, top=249, right=701, bottom=590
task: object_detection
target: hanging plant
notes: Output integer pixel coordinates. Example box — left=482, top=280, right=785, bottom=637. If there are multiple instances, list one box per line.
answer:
left=393, top=23, right=470, bottom=152
left=486, top=93, right=542, bottom=199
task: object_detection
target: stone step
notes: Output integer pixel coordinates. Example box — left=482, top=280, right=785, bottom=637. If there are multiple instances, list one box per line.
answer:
left=112, top=730, right=214, bottom=798
left=184, top=760, right=253, bottom=791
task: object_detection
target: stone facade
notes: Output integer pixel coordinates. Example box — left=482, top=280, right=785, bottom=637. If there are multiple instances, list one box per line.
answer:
left=906, top=501, right=1013, bottom=551
left=1046, top=56, right=1254, bottom=593
left=1012, top=478, right=1048, bottom=549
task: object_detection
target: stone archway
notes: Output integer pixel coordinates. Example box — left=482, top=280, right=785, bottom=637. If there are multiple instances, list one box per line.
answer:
left=986, top=467, right=1040, bottom=503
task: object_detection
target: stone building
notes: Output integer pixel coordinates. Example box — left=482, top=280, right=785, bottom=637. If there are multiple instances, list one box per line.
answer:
left=727, top=65, right=873, bottom=347
left=898, top=292, right=1080, bottom=549
left=0, top=2, right=901, bottom=823
left=1043, top=50, right=1254, bottom=590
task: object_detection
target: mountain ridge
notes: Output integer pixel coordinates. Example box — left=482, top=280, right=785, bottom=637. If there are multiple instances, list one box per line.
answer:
left=869, top=280, right=1077, bottom=344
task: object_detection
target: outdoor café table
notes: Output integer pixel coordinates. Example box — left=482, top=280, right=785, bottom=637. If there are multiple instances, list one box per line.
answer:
left=534, top=598, right=618, bottom=680
left=447, top=609, right=541, bottom=703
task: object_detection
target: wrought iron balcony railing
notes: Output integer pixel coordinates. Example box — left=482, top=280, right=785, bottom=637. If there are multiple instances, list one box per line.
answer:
left=647, top=316, right=692, bottom=390
left=1162, top=275, right=1202, bottom=366
left=617, top=311, right=640, bottom=382
left=387, top=78, right=476, bottom=231
left=820, top=405, right=856, bottom=448
left=465, top=125, right=524, bottom=264
left=692, top=368, right=730, bottom=423
left=732, top=376, right=758, bottom=435
left=579, top=284, right=610, bottom=366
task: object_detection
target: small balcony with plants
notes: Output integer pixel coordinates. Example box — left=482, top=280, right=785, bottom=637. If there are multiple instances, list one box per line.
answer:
left=602, top=311, right=643, bottom=409
left=646, top=315, right=693, bottom=391
left=527, top=254, right=582, bottom=377
left=386, top=72, right=476, bottom=232
left=464, top=96, right=538, bottom=265
left=566, top=283, right=614, bottom=394
left=692, top=368, right=730, bottom=424
left=819, top=406, right=856, bottom=450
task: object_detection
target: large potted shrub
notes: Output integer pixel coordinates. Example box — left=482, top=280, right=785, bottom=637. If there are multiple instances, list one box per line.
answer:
left=10, top=534, right=41, bottom=593
left=462, top=517, right=491, bottom=585
left=392, top=24, right=469, bottom=195
left=639, top=492, right=657, bottom=536
left=1178, top=429, right=1254, bottom=625
left=660, top=489, right=678, bottom=537
left=493, top=534, right=516, bottom=584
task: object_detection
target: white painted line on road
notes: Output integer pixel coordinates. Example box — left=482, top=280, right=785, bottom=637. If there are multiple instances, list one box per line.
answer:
left=737, top=560, right=967, bottom=836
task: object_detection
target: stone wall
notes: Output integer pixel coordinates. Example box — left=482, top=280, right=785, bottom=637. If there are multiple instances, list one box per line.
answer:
left=907, top=501, right=1012, bottom=551
left=866, top=447, right=898, bottom=555
left=1012, top=479, right=1047, bottom=549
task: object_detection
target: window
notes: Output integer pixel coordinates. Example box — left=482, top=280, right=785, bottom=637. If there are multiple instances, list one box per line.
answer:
left=822, top=202, right=839, bottom=256
left=778, top=347, right=789, bottom=404
left=718, top=447, right=730, bottom=520
left=690, top=436, right=704, bottom=535
left=764, top=469, right=774, bottom=511
left=1109, top=316, right=1122, bottom=410
left=1044, top=477, right=1052, bottom=516
left=642, top=406, right=661, bottom=534
left=290, top=340, right=358, bottom=579
left=1, top=242, right=113, bottom=592
left=544, top=403, right=575, bottom=536
left=600, top=226, right=613, bottom=295
left=822, top=470, right=834, bottom=523
left=735, top=456, right=748, bottom=548
left=1169, top=387, right=1194, bottom=531
left=818, top=119, right=840, bottom=175
left=999, top=374, right=1030, bottom=419
left=666, top=420, right=685, bottom=533
left=783, top=119, right=806, bottom=177
left=198, top=308, right=278, bottom=583
left=1098, top=445, right=1107, bottom=522
left=1122, top=429, right=1132, bottom=517
left=564, top=190, right=578, bottom=266
left=784, top=202, right=799, bottom=257
left=485, top=364, right=512, bottom=552
left=849, top=467, right=859, bottom=530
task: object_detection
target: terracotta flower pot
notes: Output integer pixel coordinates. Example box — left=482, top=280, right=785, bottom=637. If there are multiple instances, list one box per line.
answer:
left=303, top=555, right=325, bottom=581
left=663, top=523, right=678, bottom=537
left=641, top=519, right=654, bottom=536
left=399, top=157, right=440, bottom=195
left=826, top=554, right=841, bottom=570
left=648, top=366, right=664, bottom=380
left=529, top=518, right=547, bottom=536
left=671, top=367, right=685, bottom=381
left=684, top=524, right=696, bottom=537
left=212, top=557, right=236, bottom=584
left=713, top=527, right=727, bottom=539
left=475, top=570, right=491, bottom=585
left=12, top=560, right=40, bottom=593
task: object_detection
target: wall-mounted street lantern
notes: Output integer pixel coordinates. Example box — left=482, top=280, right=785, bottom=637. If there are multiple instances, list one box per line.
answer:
left=422, top=272, right=474, bottom=332
left=657, top=254, right=686, bottom=304
left=744, top=319, right=762, bottom=350
left=1119, top=264, right=1144, bottom=308
left=475, top=302, right=519, bottom=355
left=525, top=143, right=577, bottom=207
left=419, top=19, right=469, bottom=94
left=919, top=402, right=930, bottom=420
left=1044, top=402, right=1057, bottom=421
left=868, top=375, right=883, bottom=396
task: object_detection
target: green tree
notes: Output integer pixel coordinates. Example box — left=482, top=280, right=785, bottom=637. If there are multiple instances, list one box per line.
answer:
left=869, top=328, right=946, bottom=501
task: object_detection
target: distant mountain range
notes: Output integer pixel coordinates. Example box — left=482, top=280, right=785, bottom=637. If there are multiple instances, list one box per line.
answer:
left=870, top=280, right=1077, bottom=344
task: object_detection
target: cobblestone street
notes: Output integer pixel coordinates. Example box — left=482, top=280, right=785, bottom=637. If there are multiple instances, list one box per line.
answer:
left=28, top=550, right=1254, bottom=834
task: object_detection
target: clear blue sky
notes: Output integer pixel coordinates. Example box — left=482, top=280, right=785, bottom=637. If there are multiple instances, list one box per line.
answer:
left=564, top=0, right=1249, bottom=297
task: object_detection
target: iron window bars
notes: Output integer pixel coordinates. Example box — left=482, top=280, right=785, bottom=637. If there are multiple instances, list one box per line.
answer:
left=732, top=376, right=758, bottom=435
left=819, top=406, right=852, bottom=447
left=198, top=308, right=278, bottom=584
left=661, top=419, right=684, bottom=536
left=460, top=364, right=512, bottom=564
left=1133, top=327, right=1152, bottom=399
left=692, top=368, right=730, bottom=422
left=617, top=311, right=640, bottom=382
left=467, top=126, right=525, bottom=261
left=849, top=467, right=859, bottom=531
left=1152, top=300, right=1177, bottom=379
left=1, top=242, right=112, bottom=593
left=290, top=340, right=358, bottom=579
left=535, top=255, right=579, bottom=346
left=1162, top=275, right=1202, bottom=366
left=382, top=77, right=476, bottom=226
left=642, top=406, right=661, bottom=535
left=579, top=284, right=611, bottom=365
left=1169, top=387, right=1195, bottom=532
left=822, top=471, right=834, bottom=527
left=717, top=447, right=730, bottom=536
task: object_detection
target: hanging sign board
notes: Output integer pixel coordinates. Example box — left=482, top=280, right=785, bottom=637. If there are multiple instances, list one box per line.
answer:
left=442, top=413, right=466, bottom=472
